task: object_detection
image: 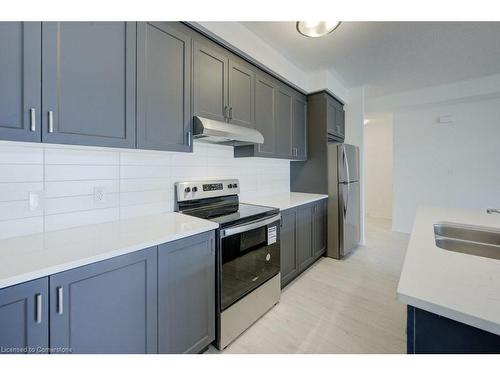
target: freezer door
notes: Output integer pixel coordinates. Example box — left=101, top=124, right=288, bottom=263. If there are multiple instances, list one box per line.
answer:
left=337, top=144, right=360, bottom=183
left=339, top=181, right=360, bottom=256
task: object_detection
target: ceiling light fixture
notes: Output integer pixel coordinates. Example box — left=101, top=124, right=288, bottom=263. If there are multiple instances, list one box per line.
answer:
left=296, top=21, right=341, bottom=38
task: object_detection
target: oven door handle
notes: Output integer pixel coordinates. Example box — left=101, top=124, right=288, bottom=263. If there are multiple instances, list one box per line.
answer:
left=220, top=214, right=281, bottom=238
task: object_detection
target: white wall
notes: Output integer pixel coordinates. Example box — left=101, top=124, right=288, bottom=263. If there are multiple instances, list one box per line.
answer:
left=364, top=114, right=393, bottom=220
left=344, top=87, right=365, bottom=244
left=0, top=141, right=290, bottom=239
left=392, top=96, right=500, bottom=233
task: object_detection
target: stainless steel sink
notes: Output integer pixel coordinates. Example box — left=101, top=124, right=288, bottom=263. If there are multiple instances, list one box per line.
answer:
left=434, top=222, right=500, bottom=260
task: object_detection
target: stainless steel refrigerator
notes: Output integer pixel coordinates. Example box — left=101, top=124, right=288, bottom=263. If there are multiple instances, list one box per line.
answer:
left=327, top=143, right=360, bottom=258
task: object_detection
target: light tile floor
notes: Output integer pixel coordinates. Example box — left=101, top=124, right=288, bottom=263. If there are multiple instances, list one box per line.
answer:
left=208, top=217, right=410, bottom=354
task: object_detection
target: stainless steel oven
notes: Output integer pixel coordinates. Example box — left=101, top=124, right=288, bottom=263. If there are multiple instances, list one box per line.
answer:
left=219, top=214, right=281, bottom=310
left=175, top=179, right=281, bottom=350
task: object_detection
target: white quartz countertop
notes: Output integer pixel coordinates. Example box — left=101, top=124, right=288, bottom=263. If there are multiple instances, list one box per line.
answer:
left=0, top=213, right=218, bottom=289
left=397, top=206, right=500, bottom=335
left=243, top=192, right=328, bottom=211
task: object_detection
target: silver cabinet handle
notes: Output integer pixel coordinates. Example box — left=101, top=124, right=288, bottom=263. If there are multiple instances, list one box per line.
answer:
left=229, top=107, right=233, bottom=120
left=35, top=293, right=42, bottom=323
left=487, top=208, right=500, bottom=214
left=187, top=131, right=192, bottom=147
left=30, top=108, right=36, bottom=132
left=221, top=214, right=281, bottom=238
left=223, top=106, right=228, bottom=119
left=48, top=111, right=54, bottom=133
left=56, top=286, right=63, bottom=315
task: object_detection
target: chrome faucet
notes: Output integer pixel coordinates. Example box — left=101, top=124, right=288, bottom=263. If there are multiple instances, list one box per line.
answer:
left=486, top=208, right=500, bottom=214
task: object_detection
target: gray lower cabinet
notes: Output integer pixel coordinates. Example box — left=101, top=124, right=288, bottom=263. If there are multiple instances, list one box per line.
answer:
left=137, top=22, right=192, bottom=152
left=193, top=40, right=228, bottom=123
left=0, top=278, right=49, bottom=354
left=312, top=199, right=327, bottom=258
left=158, top=231, right=215, bottom=354
left=41, top=22, right=137, bottom=148
left=0, top=22, right=41, bottom=143
left=49, top=247, right=158, bottom=354
left=280, top=208, right=299, bottom=286
left=280, top=199, right=328, bottom=287
left=297, top=204, right=314, bottom=272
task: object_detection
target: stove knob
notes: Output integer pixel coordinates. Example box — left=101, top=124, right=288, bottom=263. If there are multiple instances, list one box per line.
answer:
left=184, top=187, right=191, bottom=193
left=233, top=183, right=238, bottom=188
left=228, top=184, right=233, bottom=189
left=192, top=186, right=198, bottom=192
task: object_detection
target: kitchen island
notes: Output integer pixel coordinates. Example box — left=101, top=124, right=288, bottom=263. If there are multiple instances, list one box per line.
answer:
left=397, top=206, right=500, bottom=353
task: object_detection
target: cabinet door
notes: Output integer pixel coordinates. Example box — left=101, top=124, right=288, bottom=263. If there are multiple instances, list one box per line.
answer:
left=255, top=74, right=276, bottom=156
left=326, top=97, right=338, bottom=136
left=336, top=107, right=345, bottom=139
left=49, top=247, right=158, bottom=354
left=297, top=204, right=314, bottom=272
left=275, top=86, right=293, bottom=158
left=137, top=22, right=191, bottom=152
left=292, top=95, right=307, bottom=160
left=42, top=22, right=136, bottom=148
left=193, top=41, right=228, bottom=123
left=312, top=200, right=327, bottom=258
left=280, top=208, right=299, bottom=287
left=158, top=231, right=215, bottom=354
left=0, top=278, right=48, bottom=354
left=228, top=60, right=255, bottom=128
left=0, top=22, right=41, bottom=142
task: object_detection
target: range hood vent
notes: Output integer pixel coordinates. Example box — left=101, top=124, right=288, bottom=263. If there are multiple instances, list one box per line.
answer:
left=193, top=116, right=264, bottom=146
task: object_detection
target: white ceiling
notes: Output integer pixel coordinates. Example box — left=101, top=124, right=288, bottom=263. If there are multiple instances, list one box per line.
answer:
left=240, top=22, right=500, bottom=97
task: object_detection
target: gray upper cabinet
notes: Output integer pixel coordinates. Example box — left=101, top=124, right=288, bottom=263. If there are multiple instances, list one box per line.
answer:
left=137, top=22, right=192, bottom=152
left=275, top=86, right=294, bottom=158
left=41, top=22, right=136, bottom=148
left=0, top=278, right=48, bottom=354
left=0, top=22, right=41, bottom=143
left=254, top=74, right=277, bottom=156
left=193, top=40, right=228, bottom=123
left=158, top=231, right=215, bottom=354
left=292, top=95, right=307, bottom=160
left=326, top=94, right=345, bottom=141
left=228, top=60, right=255, bottom=128
left=49, top=247, right=158, bottom=354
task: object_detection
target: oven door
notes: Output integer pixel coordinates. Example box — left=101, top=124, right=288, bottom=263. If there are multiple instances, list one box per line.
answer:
left=219, top=214, right=281, bottom=311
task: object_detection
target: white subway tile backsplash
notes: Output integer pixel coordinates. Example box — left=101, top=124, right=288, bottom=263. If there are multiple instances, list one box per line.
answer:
left=0, top=145, right=43, bottom=164
left=45, top=180, right=119, bottom=198
left=45, top=147, right=119, bottom=165
left=45, top=165, right=119, bottom=181
left=0, top=165, right=44, bottom=183
left=0, top=182, right=44, bottom=202
left=0, top=217, right=44, bottom=240
left=0, top=140, right=290, bottom=238
left=45, top=207, right=120, bottom=232
left=0, top=200, right=43, bottom=221
left=45, top=193, right=120, bottom=215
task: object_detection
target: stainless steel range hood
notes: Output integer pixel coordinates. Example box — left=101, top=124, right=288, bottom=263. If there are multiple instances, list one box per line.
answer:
left=193, top=116, right=264, bottom=146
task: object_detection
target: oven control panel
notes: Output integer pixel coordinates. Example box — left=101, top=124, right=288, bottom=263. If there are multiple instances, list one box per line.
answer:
left=203, top=183, right=223, bottom=192
left=175, top=179, right=240, bottom=202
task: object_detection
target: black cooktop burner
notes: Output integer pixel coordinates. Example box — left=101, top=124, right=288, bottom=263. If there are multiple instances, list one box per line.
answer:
left=179, top=195, right=279, bottom=228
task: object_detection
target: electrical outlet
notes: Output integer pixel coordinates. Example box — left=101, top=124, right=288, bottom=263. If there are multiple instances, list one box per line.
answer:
left=29, top=192, right=41, bottom=211
left=94, top=186, right=106, bottom=204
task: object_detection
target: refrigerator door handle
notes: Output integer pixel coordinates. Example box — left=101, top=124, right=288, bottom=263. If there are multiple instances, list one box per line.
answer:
left=343, top=146, right=351, bottom=184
